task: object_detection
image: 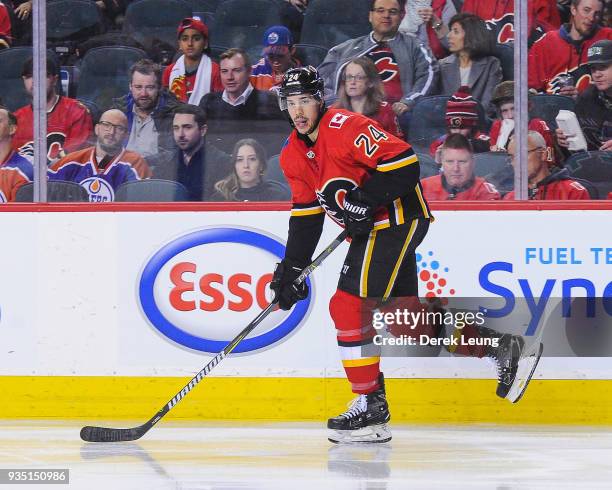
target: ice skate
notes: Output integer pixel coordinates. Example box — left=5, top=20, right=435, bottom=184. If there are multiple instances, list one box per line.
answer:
left=489, top=333, right=542, bottom=402
left=327, top=374, right=391, bottom=444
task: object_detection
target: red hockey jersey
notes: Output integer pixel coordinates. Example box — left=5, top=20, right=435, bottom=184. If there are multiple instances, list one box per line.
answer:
left=528, top=26, right=612, bottom=94
left=13, top=96, right=93, bottom=161
left=421, top=174, right=500, bottom=200
left=162, top=58, right=223, bottom=103
left=504, top=176, right=590, bottom=200
left=280, top=108, right=431, bottom=229
left=0, top=151, right=33, bottom=203
left=0, top=2, right=11, bottom=47
left=462, top=0, right=560, bottom=44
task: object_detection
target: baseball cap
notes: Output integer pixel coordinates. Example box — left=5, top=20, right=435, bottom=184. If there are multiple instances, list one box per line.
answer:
left=446, top=86, right=479, bottom=129
left=263, top=25, right=292, bottom=55
left=177, top=17, right=208, bottom=39
left=586, top=40, right=612, bottom=66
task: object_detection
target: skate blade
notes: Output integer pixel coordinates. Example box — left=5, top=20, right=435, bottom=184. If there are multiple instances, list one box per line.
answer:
left=507, top=342, right=543, bottom=403
left=328, top=424, right=392, bottom=444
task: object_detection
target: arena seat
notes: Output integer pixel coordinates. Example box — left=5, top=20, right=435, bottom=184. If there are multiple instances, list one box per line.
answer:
left=564, top=151, right=612, bottom=200
left=0, top=48, right=60, bottom=111
left=265, top=154, right=288, bottom=186
left=15, top=181, right=90, bottom=202
left=47, top=0, right=106, bottom=63
left=294, top=43, right=328, bottom=69
left=75, top=46, right=147, bottom=111
left=123, top=0, right=193, bottom=52
left=415, top=152, right=440, bottom=179
left=115, top=179, right=190, bottom=202
left=530, top=94, right=575, bottom=130
left=493, top=42, right=514, bottom=81
left=473, top=152, right=511, bottom=177
left=211, top=0, right=282, bottom=62
left=408, top=96, right=488, bottom=152
left=189, top=0, right=221, bottom=14
left=300, top=0, right=371, bottom=50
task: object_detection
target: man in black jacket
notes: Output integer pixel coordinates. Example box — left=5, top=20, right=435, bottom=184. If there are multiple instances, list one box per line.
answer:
left=199, top=48, right=286, bottom=155
left=149, top=104, right=231, bottom=201
left=556, top=39, right=612, bottom=152
left=112, top=59, right=181, bottom=157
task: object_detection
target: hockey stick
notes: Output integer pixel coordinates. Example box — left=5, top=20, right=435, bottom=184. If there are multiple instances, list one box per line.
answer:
left=80, top=230, right=348, bottom=442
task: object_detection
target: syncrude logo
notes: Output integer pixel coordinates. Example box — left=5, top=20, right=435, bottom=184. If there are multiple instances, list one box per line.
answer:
left=139, top=228, right=311, bottom=354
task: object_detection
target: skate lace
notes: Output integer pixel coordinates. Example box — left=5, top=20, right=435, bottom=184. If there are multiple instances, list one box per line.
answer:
left=339, top=394, right=368, bottom=419
left=489, top=346, right=512, bottom=383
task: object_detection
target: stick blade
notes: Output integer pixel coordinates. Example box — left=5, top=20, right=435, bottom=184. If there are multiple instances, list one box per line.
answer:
left=80, top=425, right=145, bottom=442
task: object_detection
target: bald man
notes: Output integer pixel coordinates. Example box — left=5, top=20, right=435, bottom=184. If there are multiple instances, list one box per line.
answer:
left=504, top=131, right=591, bottom=200
left=48, top=109, right=151, bottom=202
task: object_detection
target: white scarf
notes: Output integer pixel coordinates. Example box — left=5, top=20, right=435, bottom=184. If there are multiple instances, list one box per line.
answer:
left=169, top=54, right=213, bottom=104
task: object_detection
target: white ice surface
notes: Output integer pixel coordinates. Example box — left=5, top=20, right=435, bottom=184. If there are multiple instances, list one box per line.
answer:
left=0, top=421, right=611, bottom=489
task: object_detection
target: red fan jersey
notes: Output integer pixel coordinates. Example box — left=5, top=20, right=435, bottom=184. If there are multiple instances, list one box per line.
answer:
left=13, top=96, right=93, bottom=160
left=162, top=59, right=223, bottom=103
left=280, top=108, right=431, bottom=229
left=0, top=151, right=33, bottom=203
left=504, top=180, right=590, bottom=200
left=528, top=26, right=612, bottom=94
left=371, top=101, right=403, bottom=139
left=421, top=174, right=501, bottom=200
left=366, top=44, right=403, bottom=104
left=0, top=2, right=11, bottom=47
left=462, top=0, right=560, bottom=44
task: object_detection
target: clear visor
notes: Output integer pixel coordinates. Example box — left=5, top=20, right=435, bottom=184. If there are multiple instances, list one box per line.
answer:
left=278, top=91, right=321, bottom=111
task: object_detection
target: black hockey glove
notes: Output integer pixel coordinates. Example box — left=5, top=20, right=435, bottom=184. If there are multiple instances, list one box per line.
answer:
left=270, top=259, right=309, bottom=310
left=342, top=187, right=378, bottom=238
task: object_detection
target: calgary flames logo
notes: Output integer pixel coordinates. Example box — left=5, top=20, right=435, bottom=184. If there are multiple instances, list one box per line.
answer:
left=315, top=177, right=358, bottom=226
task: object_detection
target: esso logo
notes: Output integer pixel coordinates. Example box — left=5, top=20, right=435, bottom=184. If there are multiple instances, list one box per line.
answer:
left=139, top=228, right=311, bottom=354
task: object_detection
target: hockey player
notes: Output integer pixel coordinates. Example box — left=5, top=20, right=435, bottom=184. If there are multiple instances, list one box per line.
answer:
left=270, top=67, right=540, bottom=444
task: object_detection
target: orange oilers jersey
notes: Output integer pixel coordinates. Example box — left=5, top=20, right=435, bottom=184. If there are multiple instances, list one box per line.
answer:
left=280, top=108, right=431, bottom=230
left=0, top=151, right=33, bottom=203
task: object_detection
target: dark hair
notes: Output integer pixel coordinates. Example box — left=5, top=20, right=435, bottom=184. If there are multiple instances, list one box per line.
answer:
left=0, top=105, right=17, bottom=127
left=214, top=138, right=268, bottom=200
left=368, top=0, right=406, bottom=11
left=173, top=104, right=207, bottom=127
left=129, top=58, right=162, bottom=86
left=21, top=57, right=59, bottom=78
left=448, top=13, right=494, bottom=59
left=335, top=57, right=385, bottom=117
left=219, top=48, right=251, bottom=69
left=441, top=133, right=474, bottom=154
left=572, top=0, right=604, bottom=8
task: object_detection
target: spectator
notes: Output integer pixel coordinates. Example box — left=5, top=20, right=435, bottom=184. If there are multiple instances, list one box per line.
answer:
left=334, top=57, right=403, bottom=138
left=162, top=17, right=223, bottom=104
left=112, top=59, right=180, bottom=158
left=95, top=0, right=129, bottom=30
left=150, top=104, right=232, bottom=201
left=462, top=0, right=561, bottom=44
left=279, top=0, right=309, bottom=43
left=0, top=106, right=32, bottom=202
left=438, top=13, right=503, bottom=112
left=429, top=86, right=491, bottom=158
left=528, top=0, right=612, bottom=95
left=489, top=81, right=555, bottom=162
left=504, top=131, right=591, bottom=199
left=399, top=0, right=458, bottom=59
left=0, top=1, right=11, bottom=48
left=48, top=109, right=151, bottom=202
left=421, top=133, right=501, bottom=200
left=318, top=0, right=439, bottom=120
left=13, top=58, right=93, bottom=162
left=556, top=39, right=612, bottom=151
left=199, top=48, right=285, bottom=154
left=251, top=25, right=301, bottom=92
left=212, top=138, right=290, bottom=201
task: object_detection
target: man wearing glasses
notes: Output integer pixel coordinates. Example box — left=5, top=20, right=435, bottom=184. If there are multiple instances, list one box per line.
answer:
left=504, top=131, right=590, bottom=200
left=49, top=109, right=151, bottom=202
left=319, top=0, right=438, bottom=121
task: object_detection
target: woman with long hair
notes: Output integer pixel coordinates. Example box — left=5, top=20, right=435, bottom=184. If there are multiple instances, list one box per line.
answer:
left=213, top=138, right=290, bottom=202
left=334, top=57, right=403, bottom=138
left=438, top=12, right=502, bottom=112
